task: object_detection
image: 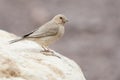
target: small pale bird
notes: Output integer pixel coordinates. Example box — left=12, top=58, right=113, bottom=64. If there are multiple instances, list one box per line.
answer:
left=10, top=14, right=68, bottom=52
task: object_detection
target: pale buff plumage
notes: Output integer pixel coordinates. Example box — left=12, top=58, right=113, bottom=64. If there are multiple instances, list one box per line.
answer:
left=10, top=14, right=68, bottom=52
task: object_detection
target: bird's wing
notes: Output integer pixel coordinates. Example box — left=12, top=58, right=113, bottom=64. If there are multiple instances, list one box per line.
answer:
left=24, top=23, right=59, bottom=38
left=22, top=28, right=38, bottom=38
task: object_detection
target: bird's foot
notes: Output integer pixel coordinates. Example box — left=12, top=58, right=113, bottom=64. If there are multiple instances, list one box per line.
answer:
left=40, top=49, right=61, bottom=58
left=40, top=49, right=54, bottom=53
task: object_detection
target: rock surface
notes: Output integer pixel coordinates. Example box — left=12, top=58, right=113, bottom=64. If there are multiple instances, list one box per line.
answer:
left=0, top=30, right=86, bottom=80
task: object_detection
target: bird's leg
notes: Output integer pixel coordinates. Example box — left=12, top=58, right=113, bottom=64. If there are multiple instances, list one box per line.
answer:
left=41, top=46, right=53, bottom=53
left=41, top=46, right=52, bottom=52
left=40, top=46, right=61, bottom=58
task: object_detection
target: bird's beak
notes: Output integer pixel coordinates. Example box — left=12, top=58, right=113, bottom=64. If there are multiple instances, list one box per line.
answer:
left=62, top=19, right=68, bottom=23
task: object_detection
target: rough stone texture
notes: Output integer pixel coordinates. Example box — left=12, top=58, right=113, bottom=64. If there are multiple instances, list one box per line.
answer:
left=0, top=30, right=86, bottom=80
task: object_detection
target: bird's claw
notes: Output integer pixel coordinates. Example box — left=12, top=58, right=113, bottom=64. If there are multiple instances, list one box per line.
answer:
left=40, top=50, right=61, bottom=58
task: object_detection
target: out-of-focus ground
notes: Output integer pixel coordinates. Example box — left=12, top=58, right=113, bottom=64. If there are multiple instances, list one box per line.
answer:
left=0, top=0, right=120, bottom=80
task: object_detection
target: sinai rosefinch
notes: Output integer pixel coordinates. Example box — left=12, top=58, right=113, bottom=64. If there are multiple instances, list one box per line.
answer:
left=10, top=14, right=68, bottom=53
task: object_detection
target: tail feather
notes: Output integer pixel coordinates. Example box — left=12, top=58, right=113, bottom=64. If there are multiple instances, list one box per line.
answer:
left=9, top=38, right=23, bottom=44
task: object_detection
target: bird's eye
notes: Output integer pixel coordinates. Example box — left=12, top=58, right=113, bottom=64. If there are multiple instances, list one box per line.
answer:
left=59, top=17, right=63, bottom=19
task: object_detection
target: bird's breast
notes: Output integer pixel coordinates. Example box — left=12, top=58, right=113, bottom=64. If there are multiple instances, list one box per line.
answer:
left=57, top=25, right=64, bottom=38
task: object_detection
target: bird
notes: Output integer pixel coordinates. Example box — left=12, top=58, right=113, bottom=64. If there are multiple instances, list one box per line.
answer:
left=10, top=14, right=68, bottom=53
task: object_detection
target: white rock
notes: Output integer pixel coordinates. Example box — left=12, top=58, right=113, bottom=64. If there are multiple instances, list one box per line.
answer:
left=0, top=30, right=86, bottom=80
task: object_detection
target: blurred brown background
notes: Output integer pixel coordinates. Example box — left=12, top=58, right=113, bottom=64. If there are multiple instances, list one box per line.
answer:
left=0, top=0, right=120, bottom=80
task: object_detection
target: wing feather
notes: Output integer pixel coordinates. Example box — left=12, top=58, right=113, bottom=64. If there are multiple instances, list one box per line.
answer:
left=23, top=22, right=59, bottom=38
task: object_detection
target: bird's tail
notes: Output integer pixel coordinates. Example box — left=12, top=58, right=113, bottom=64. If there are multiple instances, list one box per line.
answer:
left=9, top=38, right=24, bottom=44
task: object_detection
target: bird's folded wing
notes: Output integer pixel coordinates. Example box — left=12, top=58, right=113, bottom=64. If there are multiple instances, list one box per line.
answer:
left=25, top=25, right=59, bottom=38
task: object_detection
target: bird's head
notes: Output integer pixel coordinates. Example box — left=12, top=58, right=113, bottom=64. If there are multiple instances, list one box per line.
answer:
left=52, top=14, right=68, bottom=25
